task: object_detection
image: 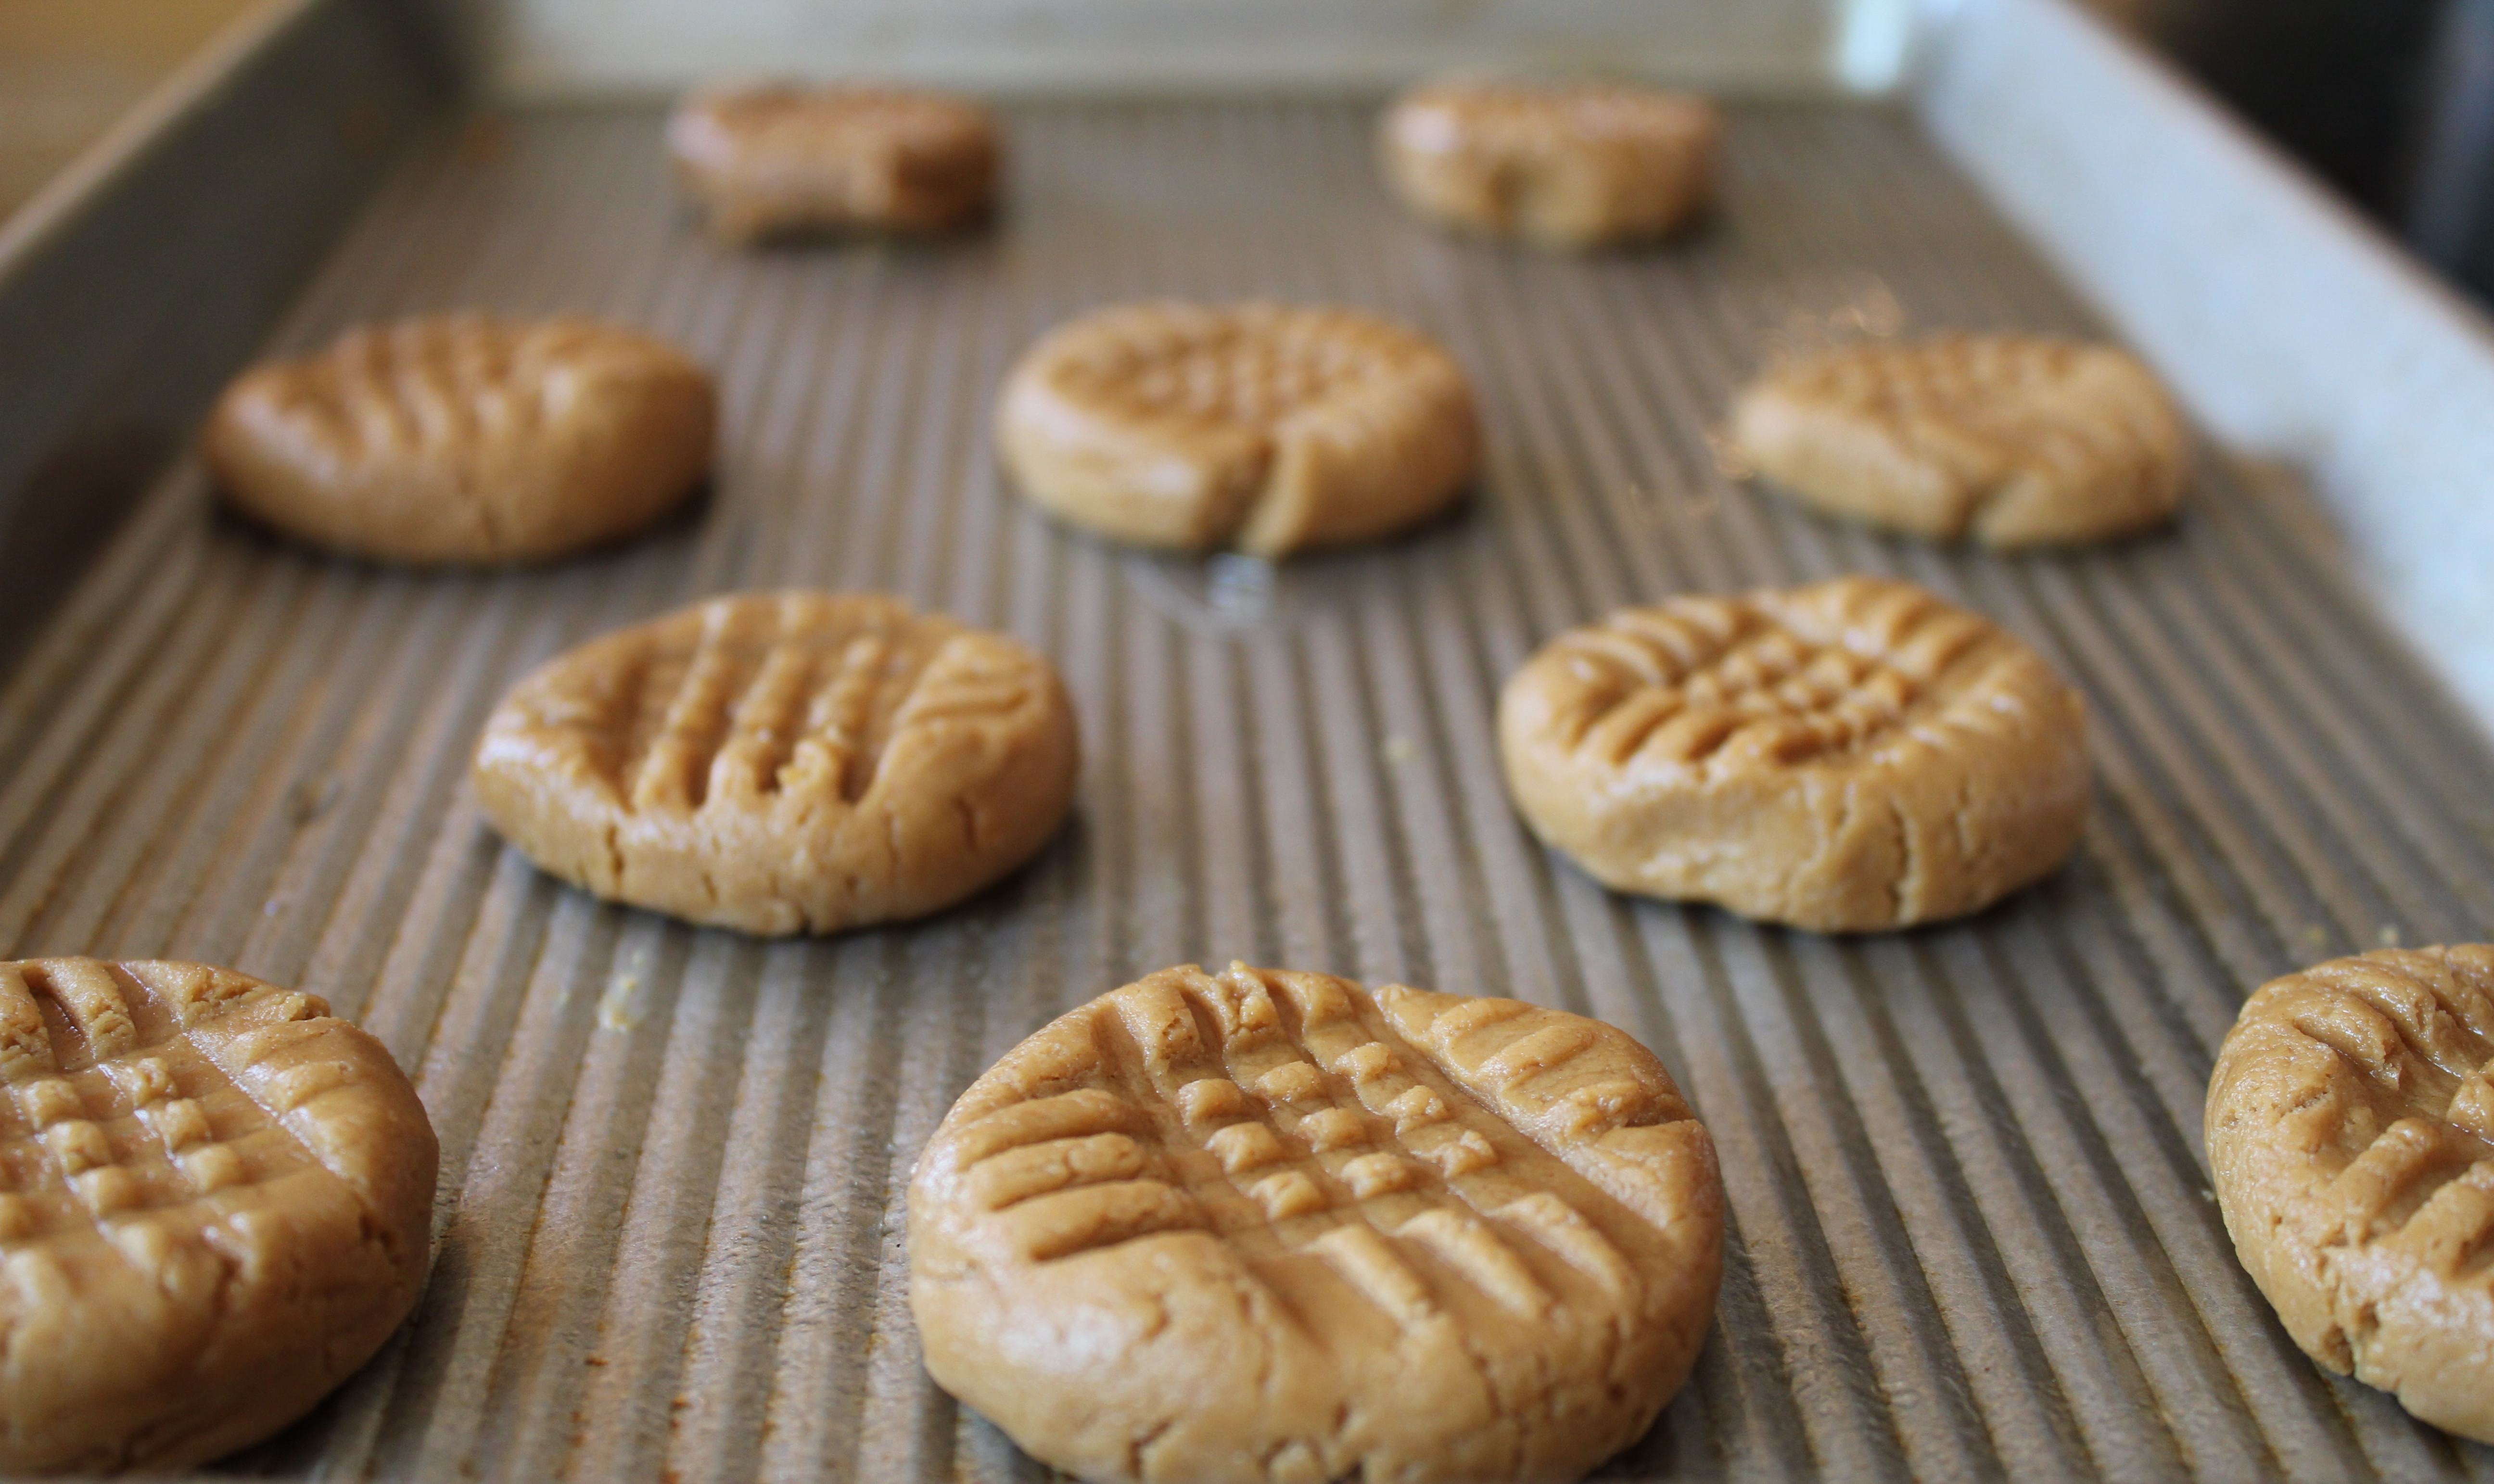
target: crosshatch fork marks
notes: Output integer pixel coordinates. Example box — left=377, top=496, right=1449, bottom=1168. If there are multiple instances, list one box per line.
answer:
left=0, top=98, right=2488, bottom=1483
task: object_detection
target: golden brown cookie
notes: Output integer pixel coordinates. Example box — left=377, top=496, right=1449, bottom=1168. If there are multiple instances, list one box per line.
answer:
left=1498, top=576, right=2089, bottom=932
left=0, top=957, right=436, bottom=1473
left=2208, top=944, right=2494, bottom=1442
left=910, top=962, right=1722, bottom=1484
left=472, top=590, right=1080, bottom=936
left=995, top=300, right=1480, bottom=558
left=1729, top=333, right=2187, bottom=547
left=1379, top=78, right=1719, bottom=250
left=668, top=83, right=1000, bottom=242
left=204, top=314, right=716, bottom=565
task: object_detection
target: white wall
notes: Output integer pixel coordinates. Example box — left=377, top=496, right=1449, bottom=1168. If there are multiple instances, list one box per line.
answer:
left=470, top=0, right=1859, bottom=100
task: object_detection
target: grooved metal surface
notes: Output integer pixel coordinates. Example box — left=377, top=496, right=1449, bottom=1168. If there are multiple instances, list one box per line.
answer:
left=8, top=100, right=2494, bottom=1482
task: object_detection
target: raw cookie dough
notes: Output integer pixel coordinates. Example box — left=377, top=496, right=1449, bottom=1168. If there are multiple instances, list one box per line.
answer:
left=1730, top=333, right=2186, bottom=547
left=669, top=83, right=1000, bottom=241
left=1380, top=77, right=1719, bottom=250
left=996, top=300, right=1480, bottom=558
left=0, top=957, right=436, bottom=1473
left=471, top=590, right=1080, bottom=935
left=205, top=313, right=715, bottom=564
left=2208, top=944, right=2494, bottom=1442
left=910, top=962, right=1723, bottom=1483
left=1498, top=575, right=2090, bottom=931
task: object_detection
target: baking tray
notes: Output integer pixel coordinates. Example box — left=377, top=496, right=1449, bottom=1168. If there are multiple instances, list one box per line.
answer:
left=8, top=84, right=2494, bottom=1484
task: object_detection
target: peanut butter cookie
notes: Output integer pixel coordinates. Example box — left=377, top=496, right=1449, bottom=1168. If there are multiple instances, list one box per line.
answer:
left=996, top=300, right=1480, bottom=558
left=472, top=590, right=1079, bottom=936
left=1498, top=576, right=2090, bottom=931
left=0, top=957, right=436, bottom=1473
left=205, top=314, right=715, bottom=564
left=2209, top=944, right=2494, bottom=1442
left=910, top=962, right=1722, bottom=1484
left=1380, top=78, right=1719, bottom=250
left=1730, top=333, right=2187, bottom=547
left=668, top=83, right=1000, bottom=242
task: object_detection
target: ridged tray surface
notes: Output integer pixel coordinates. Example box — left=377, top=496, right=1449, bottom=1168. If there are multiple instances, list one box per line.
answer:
left=4, top=101, right=2492, bottom=1482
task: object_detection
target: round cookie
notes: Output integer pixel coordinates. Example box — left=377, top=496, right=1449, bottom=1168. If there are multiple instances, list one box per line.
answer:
left=1498, top=575, right=2090, bottom=932
left=995, top=300, right=1480, bottom=558
left=1379, top=78, right=1719, bottom=250
left=0, top=957, right=436, bottom=1473
left=1729, top=333, right=2187, bottom=547
left=204, top=314, right=716, bottom=565
left=668, top=83, right=1001, bottom=242
left=909, top=962, right=1722, bottom=1484
left=2208, top=944, right=2494, bottom=1442
left=471, top=589, right=1079, bottom=936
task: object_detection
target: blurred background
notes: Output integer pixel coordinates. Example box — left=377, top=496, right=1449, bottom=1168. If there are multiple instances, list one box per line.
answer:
left=2093, top=0, right=2494, bottom=304
left=6, top=0, right=2494, bottom=304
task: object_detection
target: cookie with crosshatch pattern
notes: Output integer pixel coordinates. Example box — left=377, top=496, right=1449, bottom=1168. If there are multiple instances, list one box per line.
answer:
left=668, top=82, right=1000, bottom=242
left=2209, top=944, right=2494, bottom=1442
left=204, top=314, right=716, bottom=564
left=996, top=300, right=1481, bottom=558
left=471, top=590, right=1079, bottom=936
left=0, top=957, right=435, bottom=1472
left=909, top=962, right=1722, bottom=1483
left=1729, top=333, right=2186, bottom=547
left=1379, top=77, right=1719, bottom=250
left=1499, top=575, right=2090, bottom=932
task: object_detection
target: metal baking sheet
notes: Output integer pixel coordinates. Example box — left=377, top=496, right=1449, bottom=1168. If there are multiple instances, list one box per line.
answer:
left=6, top=99, right=2494, bottom=1482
